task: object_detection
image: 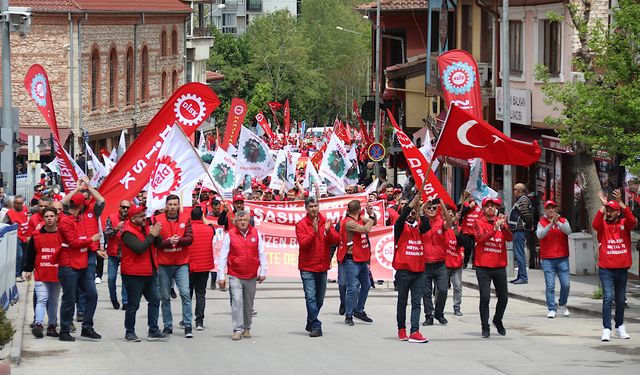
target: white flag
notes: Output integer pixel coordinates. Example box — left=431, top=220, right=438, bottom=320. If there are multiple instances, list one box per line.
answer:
left=318, top=133, right=352, bottom=194
left=116, top=130, right=127, bottom=161
left=108, top=147, right=117, bottom=163
left=46, top=158, right=59, bottom=174
left=304, top=161, right=321, bottom=190
left=269, top=150, right=288, bottom=190
left=103, top=154, right=116, bottom=173
left=345, top=146, right=360, bottom=186
left=85, top=142, right=108, bottom=187
left=419, top=129, right=440, bottom=172
left=465, top=158, right=497, bottom=204
left=237, top=126, right=273, bottom=180
left=203, top=147, right=238, bottom=197
left=285, top=151, right=301, bottom=189
left=146, top=126, right=208, bottom=215
left=197, top=130, right=206, bottom=154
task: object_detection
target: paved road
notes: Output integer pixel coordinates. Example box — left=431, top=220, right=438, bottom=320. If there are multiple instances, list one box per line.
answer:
left=12, top=278, right=640, bottom=375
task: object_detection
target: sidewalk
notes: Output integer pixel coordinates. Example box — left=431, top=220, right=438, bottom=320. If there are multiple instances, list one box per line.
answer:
left=460, top=267, right=640, bottom=323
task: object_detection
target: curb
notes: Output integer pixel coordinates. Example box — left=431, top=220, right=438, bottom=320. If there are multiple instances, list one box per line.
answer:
left=461, top=280, right=640, bottom=324
left=9, top=281, right=29, bottom=365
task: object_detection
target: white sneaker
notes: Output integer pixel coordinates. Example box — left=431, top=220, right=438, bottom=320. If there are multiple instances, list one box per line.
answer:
left=95, top=277, right=102, bottom=284
left=547, top=310, right=556, bottom=319
left=601, top=328, right=611, bottom=342
left=558, top=305, right=570, bottom=317
left=615, top=325, right=630, bottom=339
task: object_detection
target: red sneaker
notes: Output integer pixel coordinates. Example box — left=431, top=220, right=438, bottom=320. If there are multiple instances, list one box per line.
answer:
left=398, top=328, right=408, bottom=341
left=408, top=331, right=429, bottom=343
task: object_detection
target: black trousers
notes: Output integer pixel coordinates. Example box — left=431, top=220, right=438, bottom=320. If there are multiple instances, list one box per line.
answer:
left=395, top=270, right=425, bottom=333
left=475, top=267, right=508, bottom=329
left=460, top=234, right=475, bottom=267
left=189, top=271, right=209, bottom=324
left=423, top=261, right=448, bottom=318
left=95, top=256, right=104, bottom=279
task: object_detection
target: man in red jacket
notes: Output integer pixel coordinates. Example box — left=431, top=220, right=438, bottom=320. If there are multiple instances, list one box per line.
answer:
left=593, top=188, right=635, bottom=341
left=188, top=206, right=215, bottom=331
left=295, top=196, right=339, bottom=337
left=26, top=197, right=52, bottom=240
left=104, top=200, right=131, bottom=310
left=474, top=197, right=512, bottom=338
left=120, top=205, right=169, bottom=342
left=536, top=200, right=572, bottom=319
left=3, top=195, right=29, bottom=281
left=459, top=192, right=482, bottom=268
left=218, top=210, right=268, bottom=340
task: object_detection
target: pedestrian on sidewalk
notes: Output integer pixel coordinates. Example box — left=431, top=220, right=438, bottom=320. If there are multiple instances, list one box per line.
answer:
left=593, top=188, right=635, bottom=341
left=536, top=200, right=571, bottom=319
left=508, top=183, right=533, bottom=284
left=3, top=195, right=29, bottom=282
left=474, top=197, right=512, bottom=338
left=217, top=210, right=268, bottom=340
left=295, top=196, right=340, bottom=337
left=120, top=205, right=169, bottom=342
left=393, top=192, right=429, bottom=343
left=444, top=205, right=465, bottom=317
left=188, top=207, right=215, bottom=331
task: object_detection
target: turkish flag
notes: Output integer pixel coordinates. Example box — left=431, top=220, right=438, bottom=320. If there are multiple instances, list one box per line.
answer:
left=435, top=104, right=541, bottom=167
left=267, top=101, right=282, bottom=112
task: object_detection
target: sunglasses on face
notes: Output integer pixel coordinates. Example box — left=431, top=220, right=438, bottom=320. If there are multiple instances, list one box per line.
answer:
left=426, top=207, right=437, bottom=211
left=120, top=206, right=131, bottom=209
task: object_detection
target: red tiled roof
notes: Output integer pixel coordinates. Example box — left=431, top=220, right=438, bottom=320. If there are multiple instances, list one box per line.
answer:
left=206, top=70, right=225, bottom=82
left=357, top=0, right=429, bottom=12
left=9, top=0, right=192, bottom=13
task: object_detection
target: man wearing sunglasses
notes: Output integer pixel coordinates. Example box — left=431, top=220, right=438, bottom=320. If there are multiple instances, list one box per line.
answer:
left=104, top=200, right=132, bottom=311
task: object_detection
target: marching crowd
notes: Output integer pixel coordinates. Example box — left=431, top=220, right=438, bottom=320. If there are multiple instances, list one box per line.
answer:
left=0, top=171, right=635, bottom=344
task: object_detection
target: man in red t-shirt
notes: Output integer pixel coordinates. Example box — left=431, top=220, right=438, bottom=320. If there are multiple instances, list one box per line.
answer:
left=4, top=195, right=29, bottom=281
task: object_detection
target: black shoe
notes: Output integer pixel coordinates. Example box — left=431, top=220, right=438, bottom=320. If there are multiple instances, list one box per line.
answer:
left=305, top=322, right=312, bottom=332
left=29, top=320, right=35, bottom=329
left=512, top=279, right=528, bottom=285
left=147, top=331, right=170, bottom=341
left=46, top=325, right=59, bottom=337
left=492, top=319, right=506, bottom=336
left=111, top=300, right=120, bottom=310
left=184, top=326, right=193, bottom=338
left=76, top=313, right=84, bottom=322
left=454, top=310, right=463, bottom=317
left=345, top=316, right=354, bottom=326
left=310, top=329, right=323, bottom=337
left=59, top=331, right=75, bottom=342
left=210, top=279, right=216, bottom=290
left=509, top=278, right=519, bottom=283
left=170, top=288, right=177, bottom=299
left=179, top=321, right=185, bottom=327
left=339, top=304, right=345, bottom=316
left=81, top=328, right=102, bottom=340
left=353, top=311, right=373, bottom=323
left=31, top=324, right=44, bottom=338
left=482, top=327, right=490, bottom=338
left=422, top=316, right=434, bottom=326
left=125, top=332, right=141, bottom=342
left=162, top=327, right=173, bottom=335
left=195, top=323, right=204, bottom=331
left=121, top=304, right=127, bottom=311
left=435, top=316, right=448, bottom=325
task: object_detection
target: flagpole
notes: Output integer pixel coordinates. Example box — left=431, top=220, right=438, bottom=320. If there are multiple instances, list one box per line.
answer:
left=174, top=124, right=222, bottom=198
left=428, top=102, right=454, bottom=168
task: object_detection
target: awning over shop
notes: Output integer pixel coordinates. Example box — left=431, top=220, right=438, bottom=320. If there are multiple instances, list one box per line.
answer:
left=17, top=127, right=71, bottom=156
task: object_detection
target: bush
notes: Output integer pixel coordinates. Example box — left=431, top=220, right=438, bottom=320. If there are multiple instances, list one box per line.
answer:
left=0, top=308, right=14, bottom=349
left=592, top=287, right=603, bottom=300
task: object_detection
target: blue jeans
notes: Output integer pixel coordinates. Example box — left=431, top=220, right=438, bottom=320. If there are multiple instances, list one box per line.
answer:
left=343, top=259, right=370, bottom=316
left=122, top=274, right=161, bottom=335
left=541, top=257, right=570, bottom=311
left=300, top=271, right=327, bottom=330
left=76, top=251, right=97, bottom=315
left=513, top=230, right=528, bottom=281
left=158, top=264, right=192, bottom=328
left=337, top=261, right=348, bottom=307
left=598, top=268, right=627, bottom=330
left=108, top=256, right=128, bottom=305
left=34, top=281, right=60, bottom=326
left=58, top=266, right=97, bottom=333
left=16, top=240, right=24, bottom=277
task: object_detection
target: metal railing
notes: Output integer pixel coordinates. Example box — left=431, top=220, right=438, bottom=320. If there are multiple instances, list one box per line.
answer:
left=0, top=224, right=18, bottom=310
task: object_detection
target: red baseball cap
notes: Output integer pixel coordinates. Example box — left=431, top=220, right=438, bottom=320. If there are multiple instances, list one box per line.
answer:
left=606, top=200, right=621, bottom=210
left=379, top=193, right=388, bottom=200
left=127, top=205, right=145, bottom=218
left=481, top=197, right=501, bottom=207
left=70, top=193, right=86, bottom=207
left=264, top=188, right=273, bottom=194
left=544, top=200, right=558, bottom=208
left=233, top=194, right=245, bottom=202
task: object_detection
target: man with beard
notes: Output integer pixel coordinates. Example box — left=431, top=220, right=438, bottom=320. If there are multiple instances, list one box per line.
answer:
left=104, top=200, right=132, bottom=310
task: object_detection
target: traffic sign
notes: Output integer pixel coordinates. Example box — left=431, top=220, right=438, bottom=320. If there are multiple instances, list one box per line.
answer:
left=368, top=142, right=385, bottom=162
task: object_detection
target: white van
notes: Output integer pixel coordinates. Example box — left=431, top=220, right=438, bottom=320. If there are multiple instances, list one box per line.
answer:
left=305, top=127, right=332, bottom=138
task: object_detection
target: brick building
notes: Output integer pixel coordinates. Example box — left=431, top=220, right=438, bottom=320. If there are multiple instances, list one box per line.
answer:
left=2, top=0, right=192, bottom=157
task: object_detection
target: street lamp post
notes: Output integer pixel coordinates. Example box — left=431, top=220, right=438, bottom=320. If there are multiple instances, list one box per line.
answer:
left=374, top=0, right=382, bottom=178
left=1, top=0, right=14, bottom=193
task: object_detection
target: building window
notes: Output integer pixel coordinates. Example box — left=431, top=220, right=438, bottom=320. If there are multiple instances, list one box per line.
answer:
left=541, top=19, right=561, bottom=77
left=90, top=47, right=100, bottom=111
left=509, top=20, right=524, bottom=75
left=247, top=0, right=262, bottom=12
left=126, top=47, right=133, bottom=106
left=161, top=71, right=167, bottom=99
left=461, top=5, right=473, bottom=53
left=141, top=46, right=149, bottom=103
left=171, top=28, right=178, bottom=55
left=161, top=29, right=167, bottom=56
left=108, top=47, right=118, bottom=108
left=172, top=69, right=178, bottom=93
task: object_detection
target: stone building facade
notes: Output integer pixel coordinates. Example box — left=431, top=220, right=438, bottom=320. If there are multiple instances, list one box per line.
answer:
left=1, top=0, right=191, bottom=157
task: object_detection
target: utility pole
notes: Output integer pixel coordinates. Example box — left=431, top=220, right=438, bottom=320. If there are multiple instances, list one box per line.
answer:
left=1, top=0, right=15, bottom=193
left=374, top=0, right=381, bottom=178
left=501, top=0, right=512, bottom=212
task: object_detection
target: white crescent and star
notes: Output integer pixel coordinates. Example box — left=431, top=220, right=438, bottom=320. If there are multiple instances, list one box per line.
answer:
left=457, top=120, right=486, bottom=148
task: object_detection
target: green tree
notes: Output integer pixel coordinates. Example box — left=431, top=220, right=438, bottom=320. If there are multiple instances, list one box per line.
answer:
left=537, top=0, right=640, bottom=228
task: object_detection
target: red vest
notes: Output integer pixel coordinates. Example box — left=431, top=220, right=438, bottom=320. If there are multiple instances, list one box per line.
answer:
left=82, top=202, right=100, bottom=250
left=386, top=207, right=400, bottom=226
left=27, top=212, right=44, bottom=238
left=188, top=220, right=215, bottom=273
left=444, top=228, right=464, bottom=269
left=106, top=213, right=125, bottom=257
left=6, top=207, right=29, bottom=242
left=121, top=221, right=154, bottom=276
left=461, top=204, right=482, bottom=235
left=32, top=229, right=60, bottom=282
left=227, top=226, right=260, bottom=279
left=154, top=213, right=190, bottom=266
left=393, top=222, right=425, bottom=272
left=422, top=217, right=446, bottom=263
left=337, top=216, right=371, bottom=263
left=593, top=208, right=636, bottom=269
left=538, top=216, right=570, bottom=259
left=474, top=216, right=510, bottom=268
left=58, top=214, right=92, bottom=269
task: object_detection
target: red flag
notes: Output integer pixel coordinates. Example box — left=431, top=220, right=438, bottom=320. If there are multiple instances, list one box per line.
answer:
left=267, top=101, right=283, bottom=112
left=333, top=119, right=351, bottom=145
left=387, top=109, right=454, bottom=207
left=221, top=98, right=247, bottom=151
left=353, top=100, right=372, bottom=144
left=435, top=104, right=541, bottom=166
left=98, top=83, right=221, bottom=217
left=283, top=99, right=291, bottom=138
left=310, top=143, right=327, bottom=171
left=438, top=49, right=483, bottom=118
left=24, top=64, right=79, bottom=192
left=256, top=111, right=275, bottom=140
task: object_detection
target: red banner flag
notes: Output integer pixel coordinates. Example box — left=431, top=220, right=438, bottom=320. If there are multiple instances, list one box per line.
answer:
left=333, top=118, right=351, bottom=145
left=283, top=99, right=291, bottom=138
left=221, top=98, right=247, bottom=151
left=255, top=111, right=275, bottom=140
left=267, top=102, right=282, bottom=132
left=436, top=104, right=541, bottom=166
left=24, top=64, right=79, bottom=192
left=437, top=49, right=483, bottom=118
left=352, top=100, right=372, bottom=144
left=387, top=109, right=454, bottom=207
left=98, top=83, right=221, bottom=217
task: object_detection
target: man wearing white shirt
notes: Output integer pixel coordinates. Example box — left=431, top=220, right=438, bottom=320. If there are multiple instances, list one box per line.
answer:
left=218, top=210, right=267, bottom=341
